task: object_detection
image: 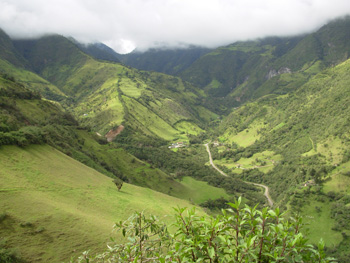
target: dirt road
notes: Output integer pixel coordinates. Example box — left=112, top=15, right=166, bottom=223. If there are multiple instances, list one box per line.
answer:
left=204, top=143, right=274, bottom=207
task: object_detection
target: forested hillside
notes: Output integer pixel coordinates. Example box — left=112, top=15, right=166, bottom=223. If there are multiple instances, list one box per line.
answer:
left=213, top=57, right=350, bottom=261
left=117, top=46, right=212, bottom=75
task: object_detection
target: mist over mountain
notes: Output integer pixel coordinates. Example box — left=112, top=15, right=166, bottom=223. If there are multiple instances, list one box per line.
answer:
left=1, top=0, right=350, bottom=53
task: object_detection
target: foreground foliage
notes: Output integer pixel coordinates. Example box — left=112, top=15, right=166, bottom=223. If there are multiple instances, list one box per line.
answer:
left=74, top=198, right=335, bottom=262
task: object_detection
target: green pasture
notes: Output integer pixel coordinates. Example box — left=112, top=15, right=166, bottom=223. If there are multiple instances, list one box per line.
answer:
left=220, top=121, right=265, bottom=147
left=175, top=120, right=204, bottom=136
left=302, top=136, right=344, bottom=165
left=174, top=176, right=231, bottom=204
left=123, top=96, right=178, bottom=140
left=323, top=161, right=350, bottom=194
left=215, top=150, right=281, bottom=174
left=300, top=199, right=342, bottom=246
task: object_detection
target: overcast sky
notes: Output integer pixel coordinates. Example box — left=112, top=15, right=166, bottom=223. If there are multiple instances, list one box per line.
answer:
left=1, top=0, right=350, bottom=53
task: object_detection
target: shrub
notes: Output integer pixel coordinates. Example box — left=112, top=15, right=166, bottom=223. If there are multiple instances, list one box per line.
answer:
left=72, top=197, right=335, bottom=262
left=113, top=178, right=123, bottom=191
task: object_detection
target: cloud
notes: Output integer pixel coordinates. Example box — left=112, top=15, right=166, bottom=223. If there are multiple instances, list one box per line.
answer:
left=0, top=0, right=350, bottom=53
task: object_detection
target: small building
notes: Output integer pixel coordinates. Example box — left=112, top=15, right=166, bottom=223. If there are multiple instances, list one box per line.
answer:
left=168, top=142, right=186, bottom=149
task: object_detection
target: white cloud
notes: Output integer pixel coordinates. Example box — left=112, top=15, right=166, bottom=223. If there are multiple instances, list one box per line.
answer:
left=0, top=0, right=350, bottom=53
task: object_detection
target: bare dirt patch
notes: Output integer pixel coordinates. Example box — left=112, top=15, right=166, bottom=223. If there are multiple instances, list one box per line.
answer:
left=105, top=125, right=124, bottom=142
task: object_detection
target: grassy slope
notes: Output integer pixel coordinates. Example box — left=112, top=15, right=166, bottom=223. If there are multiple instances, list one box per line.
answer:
left=64, top=57, right=209, bottom=141
left=215, top=150, right=282, bottom=174
left=122, top=95, right=178, bottom=140
left=220, top=120, right=265, bottom=147
left=73, top=64, right=208, bottom=140
left=0, top=58, right=66, bottom=100
left=0, top=145, right=204, bottom=263
left=301, top=198, right=342, bottom=246
left=174, top=176, right=231, bottom=204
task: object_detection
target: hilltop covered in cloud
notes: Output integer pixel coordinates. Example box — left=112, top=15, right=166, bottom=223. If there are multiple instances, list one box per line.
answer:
left=1, top=0, right=350, bottom=53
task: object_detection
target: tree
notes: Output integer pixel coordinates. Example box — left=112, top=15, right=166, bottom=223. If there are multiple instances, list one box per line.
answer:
left=113, top=178, right=123, bottom=191
left=73, top=197, right=335, bottom=262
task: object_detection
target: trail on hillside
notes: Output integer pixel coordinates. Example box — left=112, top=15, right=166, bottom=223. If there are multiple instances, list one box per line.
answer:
left=204, top=143, right=274, bottom=207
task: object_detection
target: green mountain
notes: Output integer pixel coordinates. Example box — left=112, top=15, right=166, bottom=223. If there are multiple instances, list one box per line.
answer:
left=180, top=16, right=350, bottom=107
left=0, top=29, right=28, bottom=68
left=13, top=35, right=215, bottom=141
left=118, top=46, right=212, bottom=75
left=0, top=31, right=66, bottom=101
left=76, top=41, right=121, bottom=63
left=119, top=17, right=350, bottom=114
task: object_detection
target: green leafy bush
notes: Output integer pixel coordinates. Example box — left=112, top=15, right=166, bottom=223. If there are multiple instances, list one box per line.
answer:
left=73, top=198, right=335, bottom=262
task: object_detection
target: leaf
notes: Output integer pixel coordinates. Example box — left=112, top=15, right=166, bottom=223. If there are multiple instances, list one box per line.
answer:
left=268, top=210, right=276, bottom=217
left=318, top=238, right=325, bottom=250
left=208, top=247, right=215, bottom=259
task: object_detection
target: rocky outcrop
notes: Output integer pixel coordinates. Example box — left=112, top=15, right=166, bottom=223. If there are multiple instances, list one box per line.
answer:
left=266, top=67, right=292, bottom=80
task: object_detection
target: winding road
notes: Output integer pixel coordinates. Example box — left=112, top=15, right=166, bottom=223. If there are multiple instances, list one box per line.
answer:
left=204, top=143, right=274, bottom=207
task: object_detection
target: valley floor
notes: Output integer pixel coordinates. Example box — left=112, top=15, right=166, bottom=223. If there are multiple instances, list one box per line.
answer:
left=204, top=143, right=273, bottom=206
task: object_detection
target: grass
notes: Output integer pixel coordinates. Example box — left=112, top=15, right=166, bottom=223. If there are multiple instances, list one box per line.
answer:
left=302, top=137, right=344, bottom=165
left=0, top=59, right=66, bottom=99
left=300, top=198, right=342, bottom=246
left=205, top=78, right=222, bottom=89
left=214, top=158, right=243, bottom=174
left=174, top=176, right=231, bottom=204
left=204, top=42, right=262, bottom=56
left=73, top=78, right=125, bottom=134
left=0, top=145, right=204, bottom=263
left=303, top=60, right=325, bottom=74
left=174, top=121, right=204, bottom=136
left=147, top=97, right=194, bottom=125
left=75, top=130, right=190, bottom=196
left=119, top=77, right=144, bottom=98
left=123, top=96, right=178, bottom=140
left=323, top=161, right=350, bottom=194
left=215, top=150, right=282, bottom=174
left=15, top=99, right=60, bottom=123
left=220, top=121, right=265, bottom=147
left=66, top=61, right=208, bottom=140
left=195, top=106, right=219, bottom=122
left=271, top=122, right=286, bottom=131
